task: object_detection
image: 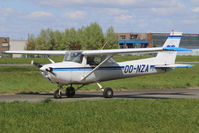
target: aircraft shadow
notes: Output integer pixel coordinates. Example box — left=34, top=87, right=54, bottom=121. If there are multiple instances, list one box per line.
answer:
left=18, top=91, right=195, bottom=100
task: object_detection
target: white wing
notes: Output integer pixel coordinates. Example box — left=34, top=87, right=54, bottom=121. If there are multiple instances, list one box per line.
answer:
left=3, top=50, right=67, bottom=55
left=83, top=47, right=171, bottom=56
left=3, top=47, right=190, bottom=56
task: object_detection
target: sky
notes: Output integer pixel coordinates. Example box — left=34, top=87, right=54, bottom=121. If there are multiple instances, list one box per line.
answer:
left=0, top=0, right=199, bottom=40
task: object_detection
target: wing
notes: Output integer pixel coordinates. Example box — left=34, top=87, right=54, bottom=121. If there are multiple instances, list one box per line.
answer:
left=3, top=50, right=67, bottom=55
left=3, top=47, right=191, bottom=56
left=82, top=47, right=191, bottom=56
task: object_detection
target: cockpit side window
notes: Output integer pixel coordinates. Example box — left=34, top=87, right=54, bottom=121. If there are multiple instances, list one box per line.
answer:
left=63, top=52, right=83, bottom=63
left=87, top=56, right=106, bottom=66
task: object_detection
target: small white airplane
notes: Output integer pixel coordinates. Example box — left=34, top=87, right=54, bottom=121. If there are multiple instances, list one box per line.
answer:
left=4, top=31, right=194, bottom=98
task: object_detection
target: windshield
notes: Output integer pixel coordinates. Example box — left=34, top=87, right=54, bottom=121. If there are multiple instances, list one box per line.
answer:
left=63, top=51, right=83, bottom=63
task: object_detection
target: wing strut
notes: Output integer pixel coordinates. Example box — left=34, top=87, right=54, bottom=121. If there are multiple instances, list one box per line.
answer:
left=47, top=55, right=55, bottom=64
left=81, top=56, right=112, bottom=81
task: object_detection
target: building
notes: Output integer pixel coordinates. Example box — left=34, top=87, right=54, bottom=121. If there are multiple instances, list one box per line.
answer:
left=0, top=37, right=9, bottom=57
left=117, top=33, right=199, bottom=49
left=10, top=40, right=27, bottom=58
left=117, top=33, right=152, bottom=49
left=152, top=33, right=199, bottom=49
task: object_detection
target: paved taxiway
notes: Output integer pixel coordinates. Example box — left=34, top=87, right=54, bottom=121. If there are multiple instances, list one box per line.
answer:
left=0, top=88, right=199, bottom=102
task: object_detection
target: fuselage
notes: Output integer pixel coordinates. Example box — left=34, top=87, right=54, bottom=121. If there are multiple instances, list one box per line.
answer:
left=40, top=57, right=169, bottom=85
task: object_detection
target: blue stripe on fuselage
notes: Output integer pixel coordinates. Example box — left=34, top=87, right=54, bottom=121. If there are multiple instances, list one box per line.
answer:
left=53, top=66, right=125, bottom=71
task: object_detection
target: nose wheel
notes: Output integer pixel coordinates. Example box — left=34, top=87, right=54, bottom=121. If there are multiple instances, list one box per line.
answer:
left=54, top=89, right=62, bottom=99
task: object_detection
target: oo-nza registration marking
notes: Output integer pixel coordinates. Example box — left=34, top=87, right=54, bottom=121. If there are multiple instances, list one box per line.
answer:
left=124, top=64, right=149, bottom=73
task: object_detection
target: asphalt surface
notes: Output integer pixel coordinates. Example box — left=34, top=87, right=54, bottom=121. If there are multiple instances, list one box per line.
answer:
left=0, top=88, right=199, bottom=102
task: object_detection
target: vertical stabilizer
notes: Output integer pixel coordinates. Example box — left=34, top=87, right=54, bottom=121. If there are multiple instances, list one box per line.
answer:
left=156, top=30, right=182, bottom=64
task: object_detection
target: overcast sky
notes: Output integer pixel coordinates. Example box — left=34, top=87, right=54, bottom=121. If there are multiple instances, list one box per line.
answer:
left=0, top=0, right=199, bottom=39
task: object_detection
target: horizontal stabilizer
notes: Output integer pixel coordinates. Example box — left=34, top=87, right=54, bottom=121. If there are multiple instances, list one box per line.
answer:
left=163, top=47, right=192, bottom=51
left=155, top=64, right=195, bottom=69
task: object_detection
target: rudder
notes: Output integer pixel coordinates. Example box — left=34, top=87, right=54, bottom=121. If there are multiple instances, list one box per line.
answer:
left=156, top=31, right=182, bottom=64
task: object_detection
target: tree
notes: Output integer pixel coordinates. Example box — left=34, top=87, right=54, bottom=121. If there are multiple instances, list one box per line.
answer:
left=26, top=34, right=36, bottom=50
left=104, top=26, right=118, bottom=49
left=26, top=22, right=119, bottom=50
left=83, top=22, right=104, bottom=50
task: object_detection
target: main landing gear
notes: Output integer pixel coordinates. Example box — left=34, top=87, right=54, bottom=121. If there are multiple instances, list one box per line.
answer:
left=54, top=83, right=113, bottom=99
left=66, top=86, right=75, bottom=98
left=53, top=84, right=85, bottom=99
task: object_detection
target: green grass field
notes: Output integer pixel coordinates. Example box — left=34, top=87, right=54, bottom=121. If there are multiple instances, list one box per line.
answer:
left=0, top=99, right=199, bottom=133
left=0, top=64, right=198, bottom=94
left=0, top=56, right=198, bottom=94
left=0, top=56, right=198, bottom=133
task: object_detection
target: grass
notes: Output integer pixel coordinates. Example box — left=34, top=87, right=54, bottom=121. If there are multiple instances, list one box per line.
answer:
left=0, top=64, right=198, bottom=94
left=176, top=56, right=199, bottom=62
left=0, top=99, right=199, bottom=133
left=0, top=56, right=198, bottom=94
left=0, top=56, right=64, bottom=64
left=0, top=67, right=57, bottom=93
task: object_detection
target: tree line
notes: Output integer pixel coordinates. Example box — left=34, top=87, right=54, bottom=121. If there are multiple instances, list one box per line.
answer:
left=27, top=22, right=118, bottom=50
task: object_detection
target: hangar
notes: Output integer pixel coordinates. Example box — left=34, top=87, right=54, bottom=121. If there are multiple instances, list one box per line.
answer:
left=117, top=33, right=199, bottom=49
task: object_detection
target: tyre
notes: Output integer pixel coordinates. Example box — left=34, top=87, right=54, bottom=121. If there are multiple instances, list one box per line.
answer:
left=66, top=87, right=75, bottom=98
left=103, top=87, right=113, bottom=98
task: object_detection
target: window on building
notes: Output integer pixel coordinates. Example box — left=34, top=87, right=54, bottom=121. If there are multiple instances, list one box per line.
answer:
left=130, top=34, right=138, bottom=39
left=127, top=43, right=135, bottom=48
left=119, top=44, right=125, bottom=48
left=135, top=43, right=141, bottom=48
left=120, top=35, right=126, bottom=40
left=2, top=43, right=8, bottom=47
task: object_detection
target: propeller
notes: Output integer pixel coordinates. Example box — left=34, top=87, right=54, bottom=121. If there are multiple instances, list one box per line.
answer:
left=45, top=67, right=56, bottom=76
left=31, top=60, right=56, bottom=76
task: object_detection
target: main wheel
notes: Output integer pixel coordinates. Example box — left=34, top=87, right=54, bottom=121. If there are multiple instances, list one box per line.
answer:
left=103, top=87, right=113, bottom=98
left=66, top=86, right=75, bottom=98
left=54, top=89, right=62, bottom=99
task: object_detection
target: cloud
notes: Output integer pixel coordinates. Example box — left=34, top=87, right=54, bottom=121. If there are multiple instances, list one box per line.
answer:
left=98, top=8, right=128, bottom=16
left=0, top=7, right=15, bottom=17
left=1, top=0, right=199, bottom=39
left=30, top=0, right=180, bottom=8
left=114, top=15, right=135, bottom=24
left=62, top=11, right=87, bottom=20
left=192, top=7, right=199, bottom=12
left=26, top=11, right=53, bottom=19
left=182, top=19, right=199, bottom=24
left=150, top=2, right=187, bottom=16
left=190, top=0, right=199, bottom=6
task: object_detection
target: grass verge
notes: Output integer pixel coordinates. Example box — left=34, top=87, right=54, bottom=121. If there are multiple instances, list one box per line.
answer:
left=0, top=99, right=199, bottom=133
left=0, top=63, right=198, bottom=94
left=0, top=55, right=198, bottom=94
